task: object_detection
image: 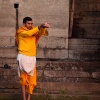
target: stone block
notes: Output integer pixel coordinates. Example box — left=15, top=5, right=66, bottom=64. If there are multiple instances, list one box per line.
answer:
left=0, top=27, right=16, bottom=36
left=37, top=48, right=68, bottom=59
left=74, top=18, right=100, bottom=24
left=37, top=82, right=100, bottom=93
left=75, top=0, right=100, bottom=11
left=0, top=58, right=17, bottom=67
left=74, top=12, right=100, bottom=18
left=0, top=82, right=19, bottom=89
left=36, top=61, right=100, bottom=75
left=0, top=16, right=15, bottom=27
left=43, top=70, right=90, bottom=78
left=0, top=47, right=17, bottom=58
left=48, top=29, right=68, bottom=38
left=75, top=2, right=89, bottom=11
left=18, top=0, right=69, bottom=22
left=36, top=48, right=45, bottom=58
left=38, top=36, right=68, bottom=49
left=88, top=3, right=100, bottom=11
left=0, top=69, right=17, bottom=76
left=10, top=37, right=16, bottom=46
left=0, top=36, right=15, bottom=47
left=92, top=72, right=100, bottom=79
left=69, top=50, right=100, bottom=60
left=45, top=49, right=68, bottom=59
left=69, top=45, right=100, bottom=50
left=69, top=39, right=100, bottom=45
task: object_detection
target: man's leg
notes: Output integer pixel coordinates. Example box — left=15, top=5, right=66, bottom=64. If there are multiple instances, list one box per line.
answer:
left=21, top=85, right=26, bottom=100
left=27, top=93, right=31, bottom=100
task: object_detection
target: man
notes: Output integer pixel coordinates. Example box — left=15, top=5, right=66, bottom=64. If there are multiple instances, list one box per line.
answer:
left=16, top=17, right=50, bottom=100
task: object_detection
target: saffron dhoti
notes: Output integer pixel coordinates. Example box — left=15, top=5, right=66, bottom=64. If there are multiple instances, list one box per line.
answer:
left=17, top=54, right=37, bottom=94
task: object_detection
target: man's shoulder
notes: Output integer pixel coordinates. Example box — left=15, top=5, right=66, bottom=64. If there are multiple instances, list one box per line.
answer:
left=17, top=26, right=27, bottom=33
left=17, top=26, right=26, bottom=30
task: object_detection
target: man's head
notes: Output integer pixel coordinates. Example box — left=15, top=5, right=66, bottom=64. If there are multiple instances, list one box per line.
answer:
left=23, top=17, right=33, bottom=30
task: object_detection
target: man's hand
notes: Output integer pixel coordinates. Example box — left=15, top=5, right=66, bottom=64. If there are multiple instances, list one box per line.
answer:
left=38, top=22, right=50, bottom=29
left=43, top=22, right=50, bottom=28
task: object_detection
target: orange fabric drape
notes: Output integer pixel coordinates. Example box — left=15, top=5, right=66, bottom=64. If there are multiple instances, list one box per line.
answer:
left=19, top=66, right=37, bottom=94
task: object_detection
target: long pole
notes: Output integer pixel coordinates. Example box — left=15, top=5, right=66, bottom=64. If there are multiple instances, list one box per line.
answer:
left=69, top=0, right=75, bottom=37
left=14, top=3, right=19, bottom=46
left=14, top=3, right=19, bottom=31
left=68, top=0, right=75, bottom=59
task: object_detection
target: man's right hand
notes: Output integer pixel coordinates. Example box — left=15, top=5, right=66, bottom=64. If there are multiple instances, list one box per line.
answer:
left=38, top=22, right=50, bottom=29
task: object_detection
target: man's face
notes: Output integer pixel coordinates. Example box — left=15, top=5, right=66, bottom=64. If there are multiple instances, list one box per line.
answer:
left=24, top=20, right=33, bottom=30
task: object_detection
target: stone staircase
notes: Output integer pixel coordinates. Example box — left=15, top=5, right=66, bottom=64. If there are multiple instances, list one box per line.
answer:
left=0, top=38, right=100, bottom=100
left=0, top=35, right=100, bottom=100
left=0, top=61, right=100, bottom=100
left=0, top=0, right=100, bottom=100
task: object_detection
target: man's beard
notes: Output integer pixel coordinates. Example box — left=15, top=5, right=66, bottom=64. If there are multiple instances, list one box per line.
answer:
left=28, top=27, right=32, bottom=30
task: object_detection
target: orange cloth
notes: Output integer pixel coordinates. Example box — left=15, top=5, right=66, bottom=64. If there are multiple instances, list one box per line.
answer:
left=20, top=66, right=37, bottom=94
left=16, top=25, right=48, bottom=94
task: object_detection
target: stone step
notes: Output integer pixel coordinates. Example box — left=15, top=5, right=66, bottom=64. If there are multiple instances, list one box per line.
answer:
left=0, top=49, right=100, bottom=61
left=74, top=17, right=100, bottom=24
left=0, top=38, right=99, bottom=60
left=0, top=93, right=100, bottom=100
left=0, top=60, right=100, bottom=71
left=37, top=82, right=100, bottom=94
left=0, top=58, right=17, bottom=67
left=75, top=1, right=100, bottom=12
left=72, top=34, right=100, bottom=39
left=38, top=36, right=68, bottom=49
left=0, top=47, right=17, bottom=58
left=69, top=45, right=100, bottom=50
left=0, top=27, right=15, bottom=36
left=69, top=39, right=100, bottom=45
left=36, top=61, right=100, bottom=71
left=69, top=39, right=100, bottom=60
left=0, top=81, right=19, bottom=90
left=0, top=65, right=100, bottom=83
left=1, top=69, right=100, bottom=83
left=0, top=36, right=15, bottom=47
left=0, top=82, right=100, bottom=95
left=72, top=24, right=100, bottom=39
left=0, top=81, right=100, bottom=93
left=69, top=50, right=100, bottom=60
left=0, top=46, right=68, bottom=59
left=0, top=68, right=92, bottom=78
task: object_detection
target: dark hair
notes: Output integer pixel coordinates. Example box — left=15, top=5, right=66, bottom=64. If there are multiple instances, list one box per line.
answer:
left=23, top=17, right=32, bottom=23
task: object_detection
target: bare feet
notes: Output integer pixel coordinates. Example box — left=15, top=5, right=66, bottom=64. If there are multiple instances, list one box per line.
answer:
left=27, top=93, right=31, bottom=100
left=21, top=85, right=26, bottom=100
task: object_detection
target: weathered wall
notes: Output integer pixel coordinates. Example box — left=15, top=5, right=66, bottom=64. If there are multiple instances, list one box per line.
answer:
left=72, top=0, right=100, bottom=38
left=68, top=0, right=100, bottom=61
left=0, top=0, right=69, bottom=59
left=0, top=1, right=100, bottom=100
